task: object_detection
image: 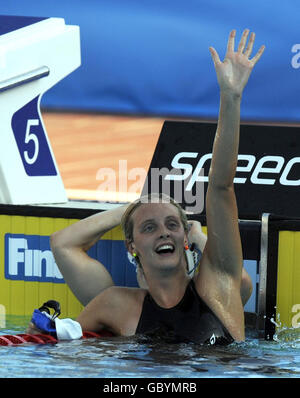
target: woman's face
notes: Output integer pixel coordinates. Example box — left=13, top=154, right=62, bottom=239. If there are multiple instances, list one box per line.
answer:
left=130, top=202, right=187, bottom=275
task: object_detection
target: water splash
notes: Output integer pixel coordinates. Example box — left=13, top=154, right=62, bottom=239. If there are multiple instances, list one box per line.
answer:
left=272, top=313, right=300, bottom=346
left=274, top=327, right=300, bottom=344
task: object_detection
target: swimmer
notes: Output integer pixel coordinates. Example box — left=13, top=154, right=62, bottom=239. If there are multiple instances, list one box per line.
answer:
left=50, top=29, right=264, bottom=344
left=50, top=207, right=251, bottom=304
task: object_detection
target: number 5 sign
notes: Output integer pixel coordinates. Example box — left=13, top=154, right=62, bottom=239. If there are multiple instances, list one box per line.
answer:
left=24, top=120, right=40, bottom=165
left=0, top=15, right=80, bottom=204
left=0, top=93, right=67, bottom=204
left=12, top=96, right=57, bottom=176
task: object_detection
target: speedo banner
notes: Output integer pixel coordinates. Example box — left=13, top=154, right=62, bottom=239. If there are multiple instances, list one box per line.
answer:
left=142, top=121, right=300, bottom=218
left=2, top=1, right=300, bottom=121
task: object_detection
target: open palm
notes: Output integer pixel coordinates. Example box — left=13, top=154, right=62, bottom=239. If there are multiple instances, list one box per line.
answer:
left=209, top=29, right=265, bottom=96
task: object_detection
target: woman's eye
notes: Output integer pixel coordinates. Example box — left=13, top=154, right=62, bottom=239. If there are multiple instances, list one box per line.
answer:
left=143, top=224, right=155, bottom=232
left=168, top=222, right=179, bottom=229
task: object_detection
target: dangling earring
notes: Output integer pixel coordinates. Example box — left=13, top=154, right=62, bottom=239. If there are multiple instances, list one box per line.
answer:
left=184, top=244, right=189, bottom=251
left=128, top=251, right=139, bottom=269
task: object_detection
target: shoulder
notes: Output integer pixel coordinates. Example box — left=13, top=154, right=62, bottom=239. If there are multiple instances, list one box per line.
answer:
left=102, top=286, right=147, bottom=307
left=102, top=286, right=148, bottom=335
left=79, top=286, right=147, bottom=315
left=94, top=286, right=148, bottom=324
left=77, top=286, right=147, bottom=336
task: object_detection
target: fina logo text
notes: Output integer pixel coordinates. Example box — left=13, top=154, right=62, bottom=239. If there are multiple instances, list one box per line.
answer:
left=5, top=234, right=64, bottom=283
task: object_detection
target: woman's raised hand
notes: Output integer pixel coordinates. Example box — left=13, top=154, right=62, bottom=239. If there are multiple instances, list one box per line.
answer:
left=209, top=29, right=265, bottom=97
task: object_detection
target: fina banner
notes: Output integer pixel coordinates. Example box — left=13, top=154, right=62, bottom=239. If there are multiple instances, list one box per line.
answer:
left=142, top=121, right=300, bottom=218
left=4, top=232, right=137, bottom=286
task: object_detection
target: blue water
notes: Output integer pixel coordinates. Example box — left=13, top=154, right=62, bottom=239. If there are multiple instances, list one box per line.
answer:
left=0, top=316, right=300, bottom=378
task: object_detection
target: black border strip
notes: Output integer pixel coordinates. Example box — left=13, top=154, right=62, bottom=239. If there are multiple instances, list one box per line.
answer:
left=0, top=203, right=104, bottom=220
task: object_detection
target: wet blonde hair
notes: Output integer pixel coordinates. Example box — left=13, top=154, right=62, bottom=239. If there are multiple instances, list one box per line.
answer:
left=121, top=193, right=188, bottom=243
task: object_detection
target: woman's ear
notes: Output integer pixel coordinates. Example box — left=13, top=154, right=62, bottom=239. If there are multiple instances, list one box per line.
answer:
left=125, top=239, right=136, bottom=256
left=184, top=232, right=189, bottom=247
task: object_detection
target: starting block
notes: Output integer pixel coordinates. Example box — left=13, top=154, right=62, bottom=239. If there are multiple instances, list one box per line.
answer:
left=0, top=15, right=81, bottom=204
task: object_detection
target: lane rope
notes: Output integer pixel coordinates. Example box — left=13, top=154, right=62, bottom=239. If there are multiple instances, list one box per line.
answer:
left=0, top=330, right=113, bottom=346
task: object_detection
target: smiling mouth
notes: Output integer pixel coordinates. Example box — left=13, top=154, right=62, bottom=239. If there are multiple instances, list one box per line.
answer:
left=155, top=244, right=175, bottom=256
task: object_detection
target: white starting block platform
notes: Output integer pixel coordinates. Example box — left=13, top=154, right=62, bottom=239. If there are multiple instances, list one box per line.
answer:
left=0, top=15, right=80, bottom=205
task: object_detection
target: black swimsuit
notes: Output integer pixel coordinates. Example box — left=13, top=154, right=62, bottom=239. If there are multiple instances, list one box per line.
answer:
left=135, top=280, right=234, bottom=345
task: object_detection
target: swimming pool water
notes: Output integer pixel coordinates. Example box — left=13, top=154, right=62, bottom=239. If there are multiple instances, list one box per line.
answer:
left=1, top=316, right=300, bottom=379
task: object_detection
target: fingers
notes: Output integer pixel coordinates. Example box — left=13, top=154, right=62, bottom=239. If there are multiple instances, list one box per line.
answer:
left=235, top=28, right=266, bottom=63
left=26, top=321, right=43, bottom=334
left=188, top=220, right=202, bottom=233
left=244, top=32, right=255, bottom=58
left=227, top=29, right=236, bottom=53
left=209, top=46, right=221, bottom=66
left=210, top=30, right=236, bottom=63
left=210, top=29, right=265, bottom=65
left=238, top=29, right=250, bottom=53
left=251, top=44, right=266, bottom=65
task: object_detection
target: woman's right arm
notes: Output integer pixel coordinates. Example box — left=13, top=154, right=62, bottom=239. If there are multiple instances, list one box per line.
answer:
left=50, top=204, right=130, bottom=306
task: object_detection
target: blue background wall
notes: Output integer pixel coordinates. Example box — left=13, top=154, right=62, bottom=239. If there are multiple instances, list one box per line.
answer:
left=1, top=1, right=300, bottom=121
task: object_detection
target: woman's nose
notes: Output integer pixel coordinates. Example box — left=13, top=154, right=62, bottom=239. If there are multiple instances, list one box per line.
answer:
left=158, top=225, right=170, bottom=239
left=159, top=232, right=170, bottom=239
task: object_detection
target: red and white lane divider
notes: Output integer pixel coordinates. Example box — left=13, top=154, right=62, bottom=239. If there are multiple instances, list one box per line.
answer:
left=0, top=330, right=113, bottom=346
